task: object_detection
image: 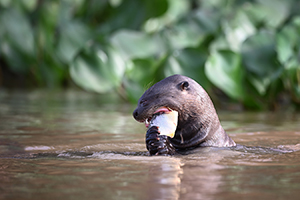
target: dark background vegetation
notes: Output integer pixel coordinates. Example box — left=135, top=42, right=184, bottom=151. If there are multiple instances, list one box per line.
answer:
left=0, top=0, right=300, bottom=110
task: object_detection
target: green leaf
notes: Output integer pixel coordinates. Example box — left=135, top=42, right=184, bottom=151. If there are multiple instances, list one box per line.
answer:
left=205, top=50, right=244, bottom=100
left=143, top=0, right=189, bottom=33
left=70, top=46, right=125, bottom=93
left=165, top=10, right=219, bottom=50
left=0, top=0, right=11, bottom=7
left=0, top=8, right=34, bottom=73
left=122, top=78, right=145, bottom=103
left=124, top=55, right=168, bottom=102
left=36, top=61, right=66, bottom=88
left=241, top=31, right=283, bottom=95
left=282, top=57, right=300, bottom=102
left=209, top=36, right=231, bottom=52
left=164, top=47, right=210, bottom=89
left=126, top=58, right=159, bottom=86
left=73, top=0, right=110, bottom=22
left=163, top=56, right=183, bottom=77
left=276, top=17, right=300, bottom=64
left=243, top=0, right=291, bottom=28
left=34, top=1, right=60, bottom=63
left=247, top=75, right=271, bottom=96
left=110, top=30, right=165, bottom=60
left=0, top=8, right=34, bottom=56
left=19, top=0, right=37, bottom=11
left=100, top=0, right=168, bottom=32
left=56, top=21, right=92, bottom=64
left=242, top=31, right=278, bottom=76
left=222, top=10, right=256, bottom=51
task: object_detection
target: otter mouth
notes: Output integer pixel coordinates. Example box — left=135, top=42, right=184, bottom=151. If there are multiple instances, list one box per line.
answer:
left=144, top=106, right=173, bottom=128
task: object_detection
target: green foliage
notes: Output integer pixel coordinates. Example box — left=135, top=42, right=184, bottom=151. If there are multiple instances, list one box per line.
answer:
left=205, top=50, right=244, bottom=100
left=1, top=0, right=300, bottom=109
left=70, top=45, right=125, bottom=93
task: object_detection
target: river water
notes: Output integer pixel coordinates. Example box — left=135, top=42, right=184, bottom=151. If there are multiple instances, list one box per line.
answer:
left=1, top=90, right=300, bottom=200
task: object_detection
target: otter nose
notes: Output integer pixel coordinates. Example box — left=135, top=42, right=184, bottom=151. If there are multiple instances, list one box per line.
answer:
left=133, top=109, right=139, bottom=120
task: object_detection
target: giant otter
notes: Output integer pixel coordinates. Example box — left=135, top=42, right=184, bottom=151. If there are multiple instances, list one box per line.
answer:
left=133, top=74, right=236, bottom=155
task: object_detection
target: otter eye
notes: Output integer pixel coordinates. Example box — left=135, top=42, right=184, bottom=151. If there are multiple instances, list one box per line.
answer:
left=178, top=81, right=189, bottom=91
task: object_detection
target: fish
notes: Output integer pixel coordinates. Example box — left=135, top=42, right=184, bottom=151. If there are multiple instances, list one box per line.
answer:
left=149, top=108, right=178, bottom=138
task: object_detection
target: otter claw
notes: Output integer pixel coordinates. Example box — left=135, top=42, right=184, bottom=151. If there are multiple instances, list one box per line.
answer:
left=146, top=126, right=176, bottom=155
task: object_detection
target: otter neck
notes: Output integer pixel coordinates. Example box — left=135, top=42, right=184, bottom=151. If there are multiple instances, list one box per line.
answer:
left=200, top=125, right=236, bottom=147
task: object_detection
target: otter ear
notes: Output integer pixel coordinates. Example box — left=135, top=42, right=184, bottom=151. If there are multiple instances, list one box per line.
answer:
left=178, top=81, right=189, bottom=91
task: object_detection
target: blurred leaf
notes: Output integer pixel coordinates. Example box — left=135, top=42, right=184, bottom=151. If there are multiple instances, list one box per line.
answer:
left=126, top=58, right=159, bottom=86
left=122, top=78, right=145, bottom=103
left=163, top=56, right=183, bottom=76
left=54, top=0, right=93, bottom=64
left=56, top=21, right=92, bottom=63
left=29, top=1, right=70, bottom=87
left=0, top=41, right=32, bottom=74
left=256, top=0, right=291, bottom=28
left=166, top=10, right=219, bottom=50
left=0, top=8, right=34, bottom=56
left=75, top=0, right=112, bottom=24
left=222, top=10, right=256, bottom=51
left=164, top=47, right=210, bottom=89
left=193, top=10, right=220, bottom=33
left=243, top=0, right=291, bottom=28
left=110, top=30, right=166, bottom=60
left=209, top=36, right=231, bottom=52
left=276, top=17, right=300, bottom=64
left=124, top=55, right=168, bottom=103
left=35, top=61, right=66, bottom=88
left=241, top=31, right=282, bottom=95
left=290, top=0, right=300, bottom=16
left=205, top=50, right=244, bottom=100
left=35, top=1, right=59, bottom=56
left=1, top=0, right=300, bottom=109
left=0, top=0, right=37, bottom=10
left=242, top=31, right=277, bottom=76
left=70, top=46, right=125, bottom=93
left=281, top=56, right=300, bottom=103
left=200, top=0, right=233, bottom=9
left=100, top=0, right=168, bottom=32
left=0, top=0, right=10, bottom=7
left=143, top=0, right=189, bottom=33
left=19, top=0, right=37, bottom=11
left=247, top=75, right=271, bottom=96
left=0, top=8, right=34, bottom=73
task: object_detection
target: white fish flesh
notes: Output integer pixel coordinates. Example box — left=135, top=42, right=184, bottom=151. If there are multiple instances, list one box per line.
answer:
left=149, top=110, right=178, bottom=138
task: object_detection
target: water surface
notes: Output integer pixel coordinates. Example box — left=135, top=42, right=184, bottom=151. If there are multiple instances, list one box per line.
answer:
left=1, top=90, right=300, bottom=200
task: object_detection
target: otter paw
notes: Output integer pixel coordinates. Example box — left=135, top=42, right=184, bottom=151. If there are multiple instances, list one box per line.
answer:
left=145, top=126, right=176, bottom=155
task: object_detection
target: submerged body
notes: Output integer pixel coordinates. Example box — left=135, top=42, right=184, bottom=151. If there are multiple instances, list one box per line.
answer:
left=133, top=74, right=236, bottom=155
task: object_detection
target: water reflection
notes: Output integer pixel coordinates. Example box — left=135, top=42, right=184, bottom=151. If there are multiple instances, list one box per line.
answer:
left=1, top=90, right=300, bottom=200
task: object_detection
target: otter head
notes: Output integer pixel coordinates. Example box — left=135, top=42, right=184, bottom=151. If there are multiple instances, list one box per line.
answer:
left=133, top=75, right=191, bottom=124
left=133, top=74, right=227, bottom=149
